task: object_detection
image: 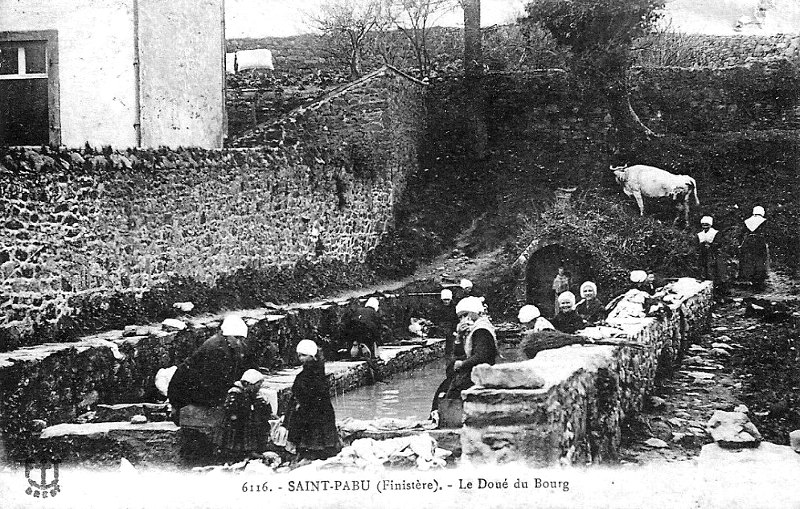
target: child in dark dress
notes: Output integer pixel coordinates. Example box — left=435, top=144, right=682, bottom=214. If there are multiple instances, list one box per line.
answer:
left=212, top=369, right=273, bottom=459
left=287, top=340, right=341, bottom=460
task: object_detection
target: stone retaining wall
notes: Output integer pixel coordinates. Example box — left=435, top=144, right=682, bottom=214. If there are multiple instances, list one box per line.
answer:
left=0, top=290, right=445, bottom=462
left=460, top=281, right=713, bottom=465
left=0, top=65, right=425, bottom=351
left=635, top=33, right=800, bottom=68
left=35, top=339, right=445, bottom=468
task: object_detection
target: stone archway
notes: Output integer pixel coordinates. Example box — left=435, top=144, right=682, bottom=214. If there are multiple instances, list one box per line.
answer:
left=525, top=243, right=593, bottom=318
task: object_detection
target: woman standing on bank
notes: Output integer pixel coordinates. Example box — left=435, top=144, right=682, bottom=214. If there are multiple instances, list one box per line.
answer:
left=697, top=215, right=728, bottom=299
left=739, top=206, right=770, bottom=289
left=287, top=340, right=341, bottom=460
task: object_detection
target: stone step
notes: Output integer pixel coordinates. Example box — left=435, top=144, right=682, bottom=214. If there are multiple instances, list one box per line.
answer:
left=39, top=422, right=181, bottom=468
left=37, top=418, right=461, bottom=468
left=95, top=403, right=170, bottom=423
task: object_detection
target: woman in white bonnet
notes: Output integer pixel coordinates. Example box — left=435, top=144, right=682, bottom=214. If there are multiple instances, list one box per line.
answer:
left=575, top=281, right=606, bottom=324
left=738, top=206, right=770, bottom=288
left=697, top=215, right=728, bottom=299
left=430, top=296, right=496, bottom=417
left=168, top=315, right=256, bottom=424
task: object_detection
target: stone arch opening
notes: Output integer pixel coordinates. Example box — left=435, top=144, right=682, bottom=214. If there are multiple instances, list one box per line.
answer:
left=525, top=243, right=594, bottom=318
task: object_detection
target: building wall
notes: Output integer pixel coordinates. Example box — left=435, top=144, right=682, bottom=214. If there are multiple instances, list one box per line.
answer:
left=138, top=0, right=225, bottom=149
left=0, top=68, right=426, bottom=350
left=0, top=0, right=137, bottom=147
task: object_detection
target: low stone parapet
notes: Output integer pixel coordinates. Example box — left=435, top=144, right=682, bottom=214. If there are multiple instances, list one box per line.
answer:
left=39, top=422, right=181, bottom=468
left=30, top=338, right=444, bottom=466
left=0, top=291, right=446, bottom=463
left=460, top=280, right=713, bottom=466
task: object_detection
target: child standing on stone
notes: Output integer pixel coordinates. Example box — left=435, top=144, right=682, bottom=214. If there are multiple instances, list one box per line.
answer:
left=286, top=340, right=341, bottom=461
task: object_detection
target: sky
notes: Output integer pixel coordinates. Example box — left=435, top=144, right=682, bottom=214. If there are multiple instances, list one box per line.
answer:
left=224, top=0, right=800, bottom=39
left=225, top=0, right=526, bottom=38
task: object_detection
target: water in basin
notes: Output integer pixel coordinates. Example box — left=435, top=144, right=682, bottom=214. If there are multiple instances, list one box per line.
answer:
left=332, top=343, right=523, bottom=421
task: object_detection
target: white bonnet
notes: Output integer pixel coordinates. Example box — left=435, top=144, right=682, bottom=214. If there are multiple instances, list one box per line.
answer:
left=580, top=281, right=597, bottom=295
left=221, top=315, right=248, bottom=337
left=455, top=296, right=484, bottom=316
left=365, top=297, right=380, bottom=310
left=241, top=369, right=264, bottom=384
left=518, top=305, right=541, bottom=323
left=558, top=291, right=576, bottom=306
left=296, top=339, right=318, bottom=357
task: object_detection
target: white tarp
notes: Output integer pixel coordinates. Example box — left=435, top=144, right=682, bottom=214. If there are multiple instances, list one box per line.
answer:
left=235, top=49, right=274, bottom=71
left=225, top=52, right=237, bottom=74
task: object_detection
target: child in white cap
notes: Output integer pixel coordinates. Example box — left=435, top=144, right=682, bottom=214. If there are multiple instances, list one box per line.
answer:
left=432, top=289, right=458, bottom=357
left=551, top=292, right=587, bottom=334
left=518, top=304, right=554, bottom=333
left=287, top=340, right=341, bottom=460
left=212, top=368, right=273, bottom=458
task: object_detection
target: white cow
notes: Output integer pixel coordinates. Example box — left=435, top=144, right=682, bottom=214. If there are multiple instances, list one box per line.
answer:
left=611, top=164, right=700, bottom=225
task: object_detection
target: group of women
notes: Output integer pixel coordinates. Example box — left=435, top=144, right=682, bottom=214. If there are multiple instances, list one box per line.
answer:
left=167, top=204, right=773, bottom=463
left=697, top=205, right=771, bottom=298
left=167, top=315, right=341, bottom=462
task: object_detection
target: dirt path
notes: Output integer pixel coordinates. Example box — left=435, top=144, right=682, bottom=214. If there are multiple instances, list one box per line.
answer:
left=619, top=272, right=799, bottom=464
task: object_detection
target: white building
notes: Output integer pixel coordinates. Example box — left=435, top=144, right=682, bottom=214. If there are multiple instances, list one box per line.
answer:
left=0, top=0, right=226, bottom=148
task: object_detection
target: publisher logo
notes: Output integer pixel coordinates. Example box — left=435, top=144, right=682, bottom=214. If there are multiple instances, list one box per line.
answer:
left=24, top=459, right=60, bottom=499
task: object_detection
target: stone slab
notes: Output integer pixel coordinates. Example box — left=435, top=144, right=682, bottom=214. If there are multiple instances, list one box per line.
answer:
left=471, top=360, right=546, bottom=389
left=706, top=410, right=762, bottom=448
left=38, top=421, right=182, bottom=468
left=41, top=421, right=178, bottom=439
left=178, top=405, right=224, bottom=429
left=95, top=403, right=169, bottom=422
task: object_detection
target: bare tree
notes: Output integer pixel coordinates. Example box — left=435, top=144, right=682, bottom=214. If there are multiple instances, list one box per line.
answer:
left=308, top=0, right=389, bottom=79
left=386, top=0, right=458, bottom=75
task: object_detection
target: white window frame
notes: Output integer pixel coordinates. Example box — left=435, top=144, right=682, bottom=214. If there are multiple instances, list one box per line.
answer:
left=0, top=30, right=60, bottom=145
left=0, top=42, right=48, bottom=80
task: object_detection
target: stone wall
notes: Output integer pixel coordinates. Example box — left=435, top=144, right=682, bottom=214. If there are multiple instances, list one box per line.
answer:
left=635, top=33, right=800, bottom=68
left=425, top=61, right=800, bottom=274
left=426, top=61, right=799, bottom=156
left=631, top=61, right=800, bottom=132
left=460, top=281, right=714, bottom=465
left=227, top=31, right=800, bottom=76
left=0, top=67, right=425, bottom=350
left=0, top=290, right=445, bottom=462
